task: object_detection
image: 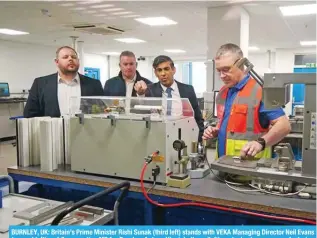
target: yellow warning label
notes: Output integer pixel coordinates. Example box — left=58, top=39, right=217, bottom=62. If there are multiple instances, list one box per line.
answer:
left=152, top=155, right=165, bottom=163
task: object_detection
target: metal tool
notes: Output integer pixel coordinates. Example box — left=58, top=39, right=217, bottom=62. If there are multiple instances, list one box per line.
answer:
left=235, top=57, right=264, bottom=87
left=188, top=141, right=210, bottom=179
left=79, top=205, right=104, bottom=215
left=166, top=128, right=191, bottom=188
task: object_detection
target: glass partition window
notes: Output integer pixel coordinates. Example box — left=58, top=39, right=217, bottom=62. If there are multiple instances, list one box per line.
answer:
left=69, top=96, right=194, bottom=122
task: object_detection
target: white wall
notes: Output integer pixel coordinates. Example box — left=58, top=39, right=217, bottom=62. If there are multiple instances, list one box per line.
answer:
left=0, top=40, right=56, bottom=93
left=0, top=40, right=112, bottom=94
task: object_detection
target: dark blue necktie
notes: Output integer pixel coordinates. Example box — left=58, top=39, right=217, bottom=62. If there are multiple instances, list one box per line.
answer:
left=166, top=87, right=173, bottom=115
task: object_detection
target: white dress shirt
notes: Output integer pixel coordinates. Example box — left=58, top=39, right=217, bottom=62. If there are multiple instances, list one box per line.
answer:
left=160, top=80, right=183, bottom=117
left=125, top=74, right=137, bottom=97
left=57, top=73, right=81, bottom=115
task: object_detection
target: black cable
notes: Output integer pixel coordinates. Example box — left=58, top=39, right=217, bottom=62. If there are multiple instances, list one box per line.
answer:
left=51, top=181, right=130, bottom=225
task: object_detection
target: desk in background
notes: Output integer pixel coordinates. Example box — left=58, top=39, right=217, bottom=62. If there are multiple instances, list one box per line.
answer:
left=0, top=98, right=26, bottom=140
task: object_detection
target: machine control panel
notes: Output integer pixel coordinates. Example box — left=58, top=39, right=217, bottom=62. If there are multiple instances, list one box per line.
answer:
left=310, top=112, right=316, bottom=149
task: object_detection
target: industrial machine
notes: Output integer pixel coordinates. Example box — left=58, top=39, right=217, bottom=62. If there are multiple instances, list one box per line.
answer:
left=208, top=57, right=316, bottom=192
left=68, top=96, right=207, bottom=188
left=0, top=175, right=130, bottom=236
left=289, top=105, right=304, bottom=133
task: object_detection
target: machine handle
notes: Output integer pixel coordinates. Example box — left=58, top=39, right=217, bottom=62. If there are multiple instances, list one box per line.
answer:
left=0, top=175, right=15, bottom=194
left=51, top=181, right=130, bottom=225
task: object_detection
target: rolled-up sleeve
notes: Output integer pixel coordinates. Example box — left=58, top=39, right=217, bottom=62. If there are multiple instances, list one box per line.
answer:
left=258, top=101, right=286, bottom=128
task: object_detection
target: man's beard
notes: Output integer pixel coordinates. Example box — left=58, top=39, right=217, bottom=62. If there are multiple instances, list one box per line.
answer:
left=60, top=66, right=79, bottom=75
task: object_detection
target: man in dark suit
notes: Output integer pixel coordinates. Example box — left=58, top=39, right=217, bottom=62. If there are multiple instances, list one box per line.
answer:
left=24, top=46, right=104, bottom=118
left=104, top=51, right=152, bottom=97
left=146, top=55, right=204, bottom=141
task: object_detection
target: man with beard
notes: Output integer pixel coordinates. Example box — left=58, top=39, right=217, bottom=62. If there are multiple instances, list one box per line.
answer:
left=24, top=46, right=104, bottom=118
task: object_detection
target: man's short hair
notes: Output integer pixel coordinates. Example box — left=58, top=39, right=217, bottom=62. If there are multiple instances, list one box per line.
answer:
left=55, top=46, right=77, bottom=59
left=215, top=43, right=243, bottom=60
left=120, top=51, right=136, bottom=60
left=152, top=55, right=174, bottom=69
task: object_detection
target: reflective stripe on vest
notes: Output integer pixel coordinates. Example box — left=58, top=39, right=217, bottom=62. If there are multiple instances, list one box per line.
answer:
left=216, top=78, right=267, bottom=140
left=215, top=77, right=271, bottom=159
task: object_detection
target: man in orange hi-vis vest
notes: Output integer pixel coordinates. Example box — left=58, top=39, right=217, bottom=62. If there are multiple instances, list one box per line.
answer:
left=203, top=43, right=291, bottom=160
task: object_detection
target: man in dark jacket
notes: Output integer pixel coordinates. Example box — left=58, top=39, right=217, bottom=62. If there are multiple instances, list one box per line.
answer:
left=104, top=51, right=152, bottom=97
left=146, top=55, right=204, bottom=142
left=24, top=46, right=104, bottom=118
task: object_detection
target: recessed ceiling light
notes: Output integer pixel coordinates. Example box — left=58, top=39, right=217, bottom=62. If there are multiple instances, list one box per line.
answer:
left=90, top=4, right=114, bottom=9
left=135, top=17, right=177, bottom=26
left=279, top=4, right=317, bottom=16
left=86, top=10, right=97, bottom=14
left=78, top=0, right=103, bottom=5
left=115, top=38, right=145, bottom=43
left=111, top=11, right=133, bottom=15
left=0, top=28, right=29, bottom=35
left=120, top=15, right=141, bottom=18
left=102, top=52, right=120, bottom=55
left=59, top=3, right=75, bottom=7
left=71, top=7, right=85, bottom=11
left=164, top=49, right=186, bottom=53
left=248, top=46, right=259, bottom=51
left=102, top=8, right=124, bottom=12
left=300, top=41, right=317, bottom=46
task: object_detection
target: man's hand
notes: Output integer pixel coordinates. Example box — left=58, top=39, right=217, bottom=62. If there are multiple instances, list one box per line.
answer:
left=202, top=126, right=219, bottom=140
left=240, top=141, right=263, bottom=157
left=134, top=80, right=148, bottom=95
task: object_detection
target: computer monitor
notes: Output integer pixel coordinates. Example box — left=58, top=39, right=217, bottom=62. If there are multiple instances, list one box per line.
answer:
left=0, top=83, right=10, bottom=97
left=213, top=91, right=219, bottom=117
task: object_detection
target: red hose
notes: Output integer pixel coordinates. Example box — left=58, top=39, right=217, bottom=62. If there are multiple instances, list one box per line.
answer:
left=140, top=162, right=316, bottom=225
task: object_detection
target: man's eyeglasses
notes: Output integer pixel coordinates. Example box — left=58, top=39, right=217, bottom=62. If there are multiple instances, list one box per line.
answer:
left=216, top=58, right=241, bottom=74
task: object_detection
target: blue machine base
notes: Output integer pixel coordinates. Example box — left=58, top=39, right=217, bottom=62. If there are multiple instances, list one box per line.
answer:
left=20, top=183, right=301, bottom=225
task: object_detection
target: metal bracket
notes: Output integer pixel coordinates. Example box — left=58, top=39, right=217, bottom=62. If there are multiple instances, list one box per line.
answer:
left=143, top=116, right=151, bottom=129
left=107, top=115, right=116, bottom=126
left=76, top=113, right=84, bottom=125
left=274, top=143, right=296, bottom=171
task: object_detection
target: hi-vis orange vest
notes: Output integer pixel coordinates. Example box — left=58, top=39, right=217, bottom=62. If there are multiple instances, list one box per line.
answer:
left=215, top=77, right=272, bottom=159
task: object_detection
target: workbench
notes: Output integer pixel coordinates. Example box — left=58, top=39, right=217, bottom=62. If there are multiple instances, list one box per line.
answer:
left=6, top=165, right=316, bottom=225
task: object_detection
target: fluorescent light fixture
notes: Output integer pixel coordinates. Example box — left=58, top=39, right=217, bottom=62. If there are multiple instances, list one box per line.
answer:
left=279, top=4, right=317, bottom=16
left=135, top=17, right=177, bottom=26
left=78, top=0, right=103, bottom=4
left=300, top=41, right=317, bottom=46
left=0, top=28, right=29, bottom=35
left=115, top=38, right=145, bottom=43
left=59, top=3, right=75, bottom=7
left=102, top=52, right=120, bottom=55
left=86, top=10, right=97, bottom=14
left=164, top=49, right=186, bottom=53
left=120, top=15, right=141, bottom=18
left=102, top=8, right=124, bottom=12
left=111, top=11, right=133, bottom=15
left=248, top=46, right=259, bottom=51
left=90, top=4, right=114, bottom=9
left=71, top=7, right=85, bottom=11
